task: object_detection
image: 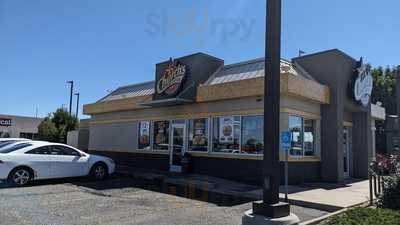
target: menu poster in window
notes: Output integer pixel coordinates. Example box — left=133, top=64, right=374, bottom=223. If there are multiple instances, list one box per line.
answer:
left=139, top=122, right=150, bottom=146
left=155, top=121, right=168, bottom=144
left=193, top=119, right=206, bottom=146
left=219, top=117, right=234, bottom=144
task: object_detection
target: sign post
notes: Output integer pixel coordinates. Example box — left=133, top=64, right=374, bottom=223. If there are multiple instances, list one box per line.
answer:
left=281, top=131, right=292, bottom=202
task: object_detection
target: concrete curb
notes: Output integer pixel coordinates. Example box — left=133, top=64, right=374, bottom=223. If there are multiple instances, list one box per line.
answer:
left=285, top=199, right=343, bottom=213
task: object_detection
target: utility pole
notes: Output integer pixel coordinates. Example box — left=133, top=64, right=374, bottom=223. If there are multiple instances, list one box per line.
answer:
left=67, top=81, right=74, bottom=115
left=244, top=1, right=299, bottom=224
left=298, top=50, right=306, bottom=57
left=75, top=93, right=80, bottom=119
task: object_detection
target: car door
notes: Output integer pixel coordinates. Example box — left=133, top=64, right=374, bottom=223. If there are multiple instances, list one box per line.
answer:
left=49, top=145, right=89, bottom=178
left=24, top=146, right=52, bottom=179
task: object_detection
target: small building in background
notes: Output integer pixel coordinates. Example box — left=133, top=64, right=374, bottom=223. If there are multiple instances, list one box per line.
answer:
left=385, top=70, right=400, bottom=155
left=0, top=114, right=43, bottom=139
left=386, top=115, right=400, bottom=155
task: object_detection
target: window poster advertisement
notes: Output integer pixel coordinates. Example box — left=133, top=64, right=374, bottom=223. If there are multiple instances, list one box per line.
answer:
left=139, top=121, right=150, bottom=146
left=219, top=117, right=234, bottom=144
left=155, top=121, right=169, bottom=145
left=192, top=119, right=206, bottom=146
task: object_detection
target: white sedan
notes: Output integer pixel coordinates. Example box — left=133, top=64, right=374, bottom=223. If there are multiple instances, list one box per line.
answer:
left=0, top=142, right=115, bottom=186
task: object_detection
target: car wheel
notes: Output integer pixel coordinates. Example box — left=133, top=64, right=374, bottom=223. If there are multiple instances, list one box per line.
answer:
left=8, top=167, right=32, bottom=186
left=90, top=163, right=108, bottom=180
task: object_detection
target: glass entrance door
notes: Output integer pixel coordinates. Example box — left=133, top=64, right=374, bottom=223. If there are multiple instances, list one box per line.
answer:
left=170, top=120, right=186, bottom=173
left=343, top=127, right=350, bottom=179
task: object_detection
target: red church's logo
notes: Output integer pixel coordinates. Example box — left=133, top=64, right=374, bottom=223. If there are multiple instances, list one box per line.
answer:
left=156, top=58, right=187, bottom=96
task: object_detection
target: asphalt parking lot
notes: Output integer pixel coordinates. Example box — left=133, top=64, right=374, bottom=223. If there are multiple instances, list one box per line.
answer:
left=0, top=176, right=328, bottom=225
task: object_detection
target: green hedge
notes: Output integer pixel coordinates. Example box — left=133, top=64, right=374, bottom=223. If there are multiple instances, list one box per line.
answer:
left=324, top=208, right=400, bottom=225
left=378, top=176, right=400, bottom=210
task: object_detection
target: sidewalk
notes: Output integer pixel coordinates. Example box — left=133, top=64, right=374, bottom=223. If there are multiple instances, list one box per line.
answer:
left=117, top=166, right=370, bottom=212
left=279, top=180, right=370, bottom=211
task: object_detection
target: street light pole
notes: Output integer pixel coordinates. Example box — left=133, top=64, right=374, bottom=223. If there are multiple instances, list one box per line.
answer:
left=75, top=93, right=80, bottom=119
left=67, top=81, right=74, bottom=115
left=263, top=0, right=282, bottom=206
left=248, top=0, right=296, bottom=221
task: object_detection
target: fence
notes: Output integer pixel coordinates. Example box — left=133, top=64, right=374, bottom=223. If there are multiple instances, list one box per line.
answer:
left=369, top=171, right=387, bottom=205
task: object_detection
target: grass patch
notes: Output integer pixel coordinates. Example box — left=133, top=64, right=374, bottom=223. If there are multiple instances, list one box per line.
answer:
left=324, top=207, right=400, bottom=225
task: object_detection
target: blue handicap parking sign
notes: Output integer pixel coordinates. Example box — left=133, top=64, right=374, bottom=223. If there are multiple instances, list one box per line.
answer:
left=281, top=132, right=291, bottom=151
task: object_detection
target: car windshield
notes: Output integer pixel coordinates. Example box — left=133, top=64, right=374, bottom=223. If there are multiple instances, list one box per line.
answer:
left=0, top=141, right=17, bottom=148
left=0, top=143, right=33, bottom=153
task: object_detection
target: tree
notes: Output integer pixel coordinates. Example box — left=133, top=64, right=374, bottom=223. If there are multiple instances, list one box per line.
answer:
left=38, top=118, right=58, bottom=142
left=37, top=108, right=78, bottom=143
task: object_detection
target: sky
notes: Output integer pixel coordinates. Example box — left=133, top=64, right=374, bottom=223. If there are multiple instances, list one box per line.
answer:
left=1, top=0, right=399, bottom=118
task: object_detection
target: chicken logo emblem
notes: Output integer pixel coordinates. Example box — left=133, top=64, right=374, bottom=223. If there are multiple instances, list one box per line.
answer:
left=352, top=58, right=373, bottom=107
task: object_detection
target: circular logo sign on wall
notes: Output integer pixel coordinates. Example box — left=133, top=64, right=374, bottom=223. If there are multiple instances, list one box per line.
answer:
left=352, top=58, right=373, bottom=107
left=156, top=58, right=187, bottom=96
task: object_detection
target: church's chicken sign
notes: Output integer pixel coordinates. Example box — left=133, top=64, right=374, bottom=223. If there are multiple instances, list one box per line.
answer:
left=156, top=58, right=187, bottom=96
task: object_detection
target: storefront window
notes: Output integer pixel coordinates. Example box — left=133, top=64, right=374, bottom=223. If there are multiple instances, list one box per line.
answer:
left=241, top=116, right=263, bottom=154
left=304, top=119, right=315, bottom=156
left=289, top=116, right=317, bottom=157
left=289, top=116, right=303, bottom=156
left=153, top=121, right=170, bottom=150
left=212, top=116, right=240, bottom=153
left=138, top=121, right=151, bottom=150
left=188, top=118, right=209, bottom=152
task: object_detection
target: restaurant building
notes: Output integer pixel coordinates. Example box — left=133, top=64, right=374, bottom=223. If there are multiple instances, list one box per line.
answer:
left=83, top=49, right=385, bottom=184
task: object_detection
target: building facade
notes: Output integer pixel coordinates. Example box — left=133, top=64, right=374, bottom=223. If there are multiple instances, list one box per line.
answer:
left=0, top=114, right=43, bottom=139
left=82, top=49, right=385, bottom=185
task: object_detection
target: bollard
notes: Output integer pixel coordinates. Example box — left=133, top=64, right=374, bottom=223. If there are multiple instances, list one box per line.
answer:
left=377, top=176, right=381, bottom=194
left=369, top=172, right=373, bottom=205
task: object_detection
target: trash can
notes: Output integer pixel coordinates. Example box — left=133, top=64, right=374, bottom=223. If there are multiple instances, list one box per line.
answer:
left=181, top=153, right=192, bottom=173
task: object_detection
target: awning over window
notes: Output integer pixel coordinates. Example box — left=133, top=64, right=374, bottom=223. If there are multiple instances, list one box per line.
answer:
left=141, top=82, right=196, bottom=107
left=140, top=97, right=193, bottom=107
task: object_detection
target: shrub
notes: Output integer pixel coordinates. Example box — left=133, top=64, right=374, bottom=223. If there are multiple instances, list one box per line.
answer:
left=324, top=208, right=400, bottom=225
left=370, top=154, right=397, bottom=176
left=371, top=154, right=400, bottom=210
left=378, top=175, right=400, bottom=210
